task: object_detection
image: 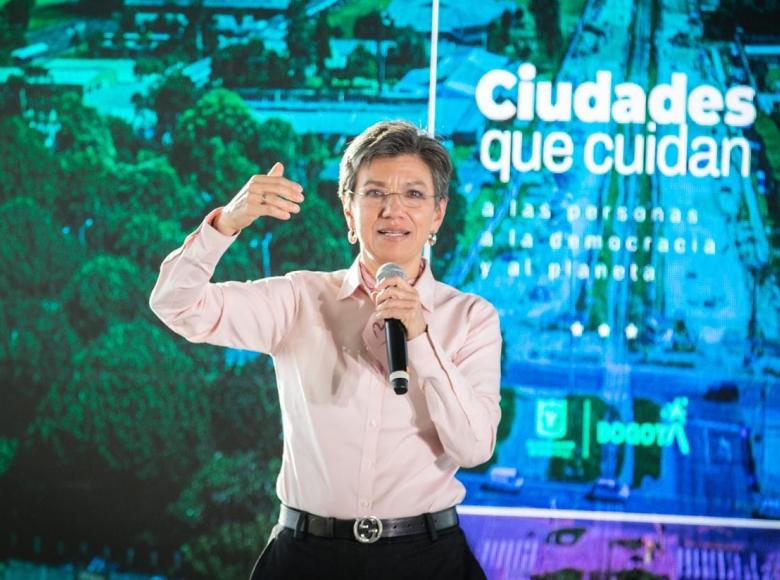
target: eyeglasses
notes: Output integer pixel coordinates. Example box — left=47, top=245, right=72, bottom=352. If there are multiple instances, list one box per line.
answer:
left=347, top=188, right=437, bottom=208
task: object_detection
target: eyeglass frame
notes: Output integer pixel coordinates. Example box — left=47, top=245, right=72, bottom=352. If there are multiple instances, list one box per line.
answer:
left=343, top=188, right=441, bottom=208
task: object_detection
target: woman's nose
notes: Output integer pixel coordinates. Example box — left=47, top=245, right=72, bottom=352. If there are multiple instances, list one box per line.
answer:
left=379, top=192, right=405, bottom=215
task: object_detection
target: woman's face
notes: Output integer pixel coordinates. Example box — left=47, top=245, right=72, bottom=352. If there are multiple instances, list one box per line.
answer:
left=343, top=154, right=447, bottom=278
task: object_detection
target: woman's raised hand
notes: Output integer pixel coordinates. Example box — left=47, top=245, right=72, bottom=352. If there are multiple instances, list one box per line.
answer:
left=214, top=162, right=305, bottom=235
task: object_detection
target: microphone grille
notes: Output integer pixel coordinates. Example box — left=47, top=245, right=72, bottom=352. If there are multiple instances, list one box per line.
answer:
left=376, top=262, right=406, bottom=283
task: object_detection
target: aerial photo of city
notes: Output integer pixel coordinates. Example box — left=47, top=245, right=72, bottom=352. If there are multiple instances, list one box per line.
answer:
left=0, top=0, right=778, bottom=578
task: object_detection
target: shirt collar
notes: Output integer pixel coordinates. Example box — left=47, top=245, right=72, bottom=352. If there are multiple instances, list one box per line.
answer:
left=337, top=256, right=436, bottom=312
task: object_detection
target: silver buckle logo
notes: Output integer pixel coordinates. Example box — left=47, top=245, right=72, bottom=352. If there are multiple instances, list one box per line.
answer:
left=353, top=516, right=383, bottom=543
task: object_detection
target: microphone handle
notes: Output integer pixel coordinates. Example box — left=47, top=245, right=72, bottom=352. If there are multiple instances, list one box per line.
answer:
left=384, top=318, right=409, bottom=395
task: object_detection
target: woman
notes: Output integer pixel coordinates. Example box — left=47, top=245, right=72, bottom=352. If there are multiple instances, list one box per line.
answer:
left=150, top=121, right=501, bottom=579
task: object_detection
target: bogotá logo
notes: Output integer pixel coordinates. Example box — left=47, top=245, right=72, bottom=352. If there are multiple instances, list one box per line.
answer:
left=596, top=397, right=691, bottom=455
left=527, top=398, right=577, bottom=459
left=535, top=399, right=568, bottom=439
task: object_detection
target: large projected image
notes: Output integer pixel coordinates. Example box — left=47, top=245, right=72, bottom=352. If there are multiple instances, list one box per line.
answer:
left=1, top=0, right=779, bottom=577
left=438, top=0, right=780, bottom=525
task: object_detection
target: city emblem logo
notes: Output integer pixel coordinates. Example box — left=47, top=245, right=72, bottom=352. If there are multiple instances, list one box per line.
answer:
left=535, top=399, right=568, bottom=439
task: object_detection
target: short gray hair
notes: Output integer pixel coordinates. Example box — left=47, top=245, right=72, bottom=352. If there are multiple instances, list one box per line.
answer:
left=338, top=120, right=452, bottom=202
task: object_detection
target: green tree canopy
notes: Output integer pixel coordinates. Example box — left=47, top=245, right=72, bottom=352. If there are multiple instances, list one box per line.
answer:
left=206, top=356, right=281, bottom=453
left=344, top=44, right=377, bottom=80
left=314, top=12, right=332, bottom=73
left=530, top=0, right=562, bottom=58
left=0, top=298, right=79, bottom=438
left=149, top=70, right=199, bottom=141
left=178, top=511, right=276, bottom=580
left=171, top=447, right=281, bottom=580
left=385, top=29, right=428, bottom=79
left=34, top=320, right=212, bottom=480
left=172, top=89, right=261, bottom=189
left=113, top=155, right=202, bottom=222
left=353, top=11, right=390, bottom=39
left=431, top=182, right=466, bottom=278
left=270, top=189, right=352, bottom=274
left=49, top=93, right=118, bottom=226
left=170, top=451, right=279, bottom=529
left=105, top=116, right=148, bottom=164
left=2, top=0, right=34, bottom=31
left=181, top=0, right=218, bottom=58
left=0, top=0, right=30, bottom=64
left=0, top=0, right=33, bottom=64
left=211, top=39, right=272, bottom=89
left=0, top=117, right=60, bottom=207
left=285, top=0, right=315, bottom=79
left=113, top=212, right=186, bottom=274
left=52, top=92, right=117, bottom=161
left=255, top=117, right=298, bottom=167
left=172, top=90, right=299, bottom=197
left=61, top=254, right=150, bottom=338
left=0, top=197, right=83, bottom=297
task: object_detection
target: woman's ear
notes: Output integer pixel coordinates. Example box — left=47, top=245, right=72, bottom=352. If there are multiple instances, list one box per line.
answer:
left=432, top=197, right=448, bottom=232
left=342, top=197, right=355, bottom=231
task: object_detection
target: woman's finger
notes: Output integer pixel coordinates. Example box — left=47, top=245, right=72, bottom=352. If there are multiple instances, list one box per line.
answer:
left=261, top=205, right=292, bottom=221
left=375, top=299, right=416, bottom=315
left=375, top=286, right=418, bottom=305
left=374, top=279, right=397, bottom=295
left=261, top=194, right=301, bottom=214
left=375, top=277, right=411, bottom=292
left=249, top=181, right=305, bottom=203
left=248, top=192, right=301, bottom=214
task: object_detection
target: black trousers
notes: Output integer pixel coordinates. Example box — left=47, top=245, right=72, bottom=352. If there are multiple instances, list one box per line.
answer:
left=249, top=523, right=487, bottom=580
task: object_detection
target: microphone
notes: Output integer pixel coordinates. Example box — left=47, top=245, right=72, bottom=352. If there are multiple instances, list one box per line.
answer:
left=376, top=262, right=409, bottom=395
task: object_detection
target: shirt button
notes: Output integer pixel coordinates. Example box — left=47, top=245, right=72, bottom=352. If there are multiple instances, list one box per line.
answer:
left=368, top=419, right=377, bottom=428
left=360, top=499, right=369, bottom=508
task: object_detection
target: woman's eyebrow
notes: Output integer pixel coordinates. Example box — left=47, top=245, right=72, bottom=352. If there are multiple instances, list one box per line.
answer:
left=359, top=179, right=429, bottom=188
left=361, top=179, right=387, bottom=187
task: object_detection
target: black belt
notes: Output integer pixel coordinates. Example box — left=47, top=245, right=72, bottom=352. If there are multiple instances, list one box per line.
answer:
left=279, top=505, right=459, bottom=544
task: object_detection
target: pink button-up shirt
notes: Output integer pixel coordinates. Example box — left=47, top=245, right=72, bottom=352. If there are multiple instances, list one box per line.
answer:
left=150, top=209, right=502, bottom=519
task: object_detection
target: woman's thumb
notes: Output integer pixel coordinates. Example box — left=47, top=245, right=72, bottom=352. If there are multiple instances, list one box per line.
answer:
left=267, top=162, right=284, bottom=177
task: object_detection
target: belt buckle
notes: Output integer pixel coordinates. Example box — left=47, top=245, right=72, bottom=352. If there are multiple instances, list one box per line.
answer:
left=353, top=516, right=383, bottom=544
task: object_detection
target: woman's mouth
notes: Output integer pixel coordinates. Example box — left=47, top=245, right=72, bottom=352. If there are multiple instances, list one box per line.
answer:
left=378, top=229, right=410, bottom=238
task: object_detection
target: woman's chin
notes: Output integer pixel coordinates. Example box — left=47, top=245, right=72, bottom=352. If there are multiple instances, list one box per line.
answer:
left=368, top=248, right=418, bottom=267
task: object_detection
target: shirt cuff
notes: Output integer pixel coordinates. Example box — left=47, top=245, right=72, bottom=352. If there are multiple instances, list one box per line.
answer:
left=407, top=328, right=452, bottom=386
left=179, top=207, right=240, bottom=265
left=205, top=207, right=241, bottom=237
